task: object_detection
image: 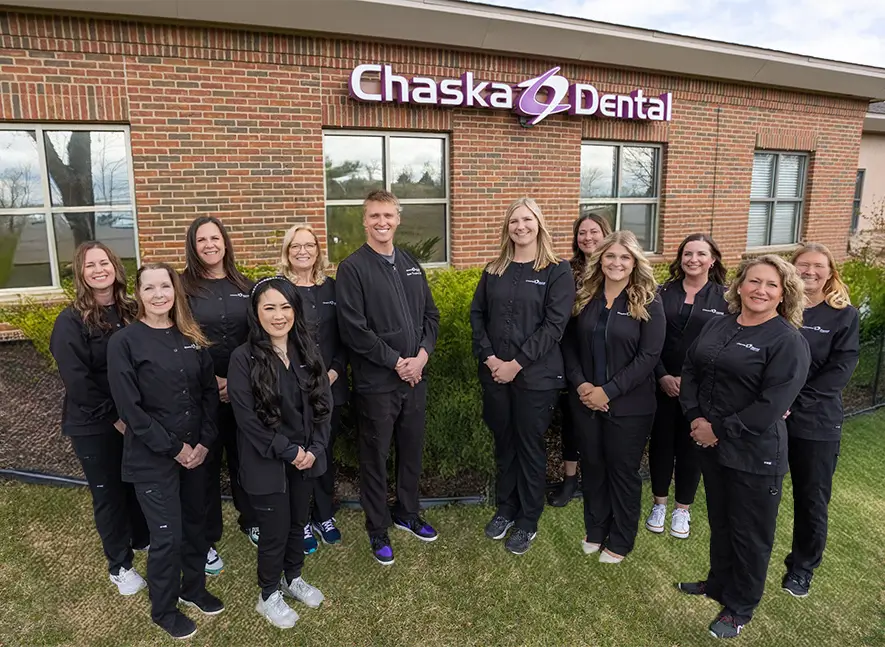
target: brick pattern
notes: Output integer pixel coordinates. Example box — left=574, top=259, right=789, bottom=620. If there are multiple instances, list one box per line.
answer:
left=0, top=10, right=868, bottom=269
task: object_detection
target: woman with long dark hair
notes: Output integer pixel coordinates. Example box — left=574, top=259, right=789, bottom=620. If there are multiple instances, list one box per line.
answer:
left=108, top=263, right=223, bottom=640
left=228, top=277, right=331, bottom=629
left=181, top=215, right=257, bottom=575
left=280, top=224, right=347, bottom=552
left=563, top=230, right=665, bottom=564
left=49, top=241, right=149, bottom=596
left=781, top=243, right=859, bottom=597
left=677, top=255, right=810, bottom=639
left=644, top=234, right=728, bottom=539
left=548, top=212, right=612, bottom=508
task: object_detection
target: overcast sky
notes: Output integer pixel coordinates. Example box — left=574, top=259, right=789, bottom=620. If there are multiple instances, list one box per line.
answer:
left=471, top=0, right=885, bottom=68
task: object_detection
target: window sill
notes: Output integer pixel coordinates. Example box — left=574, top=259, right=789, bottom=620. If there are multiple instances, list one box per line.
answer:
left=742, top=243, right=801, bottom=258
left=0, top=287, right=68, bottom=306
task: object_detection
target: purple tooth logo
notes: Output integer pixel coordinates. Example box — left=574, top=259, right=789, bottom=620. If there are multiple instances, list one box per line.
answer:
left=514, top=67, right=571, bottom=125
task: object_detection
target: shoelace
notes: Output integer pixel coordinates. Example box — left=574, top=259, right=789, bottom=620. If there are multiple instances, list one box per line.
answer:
left=304, top=524, right=314, bottom=539
left=293, top=578, right=313, bottom=597
left=207, top=548, right=218, bottom=561
left=320, top=519, right=336, bottom=533
left=371, top=535, right=391, bottom=551
left=269, top=591, right=290, bottom=615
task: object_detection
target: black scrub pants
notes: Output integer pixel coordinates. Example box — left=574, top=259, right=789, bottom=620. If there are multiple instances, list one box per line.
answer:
left=571, top=396, right=653, bottom=556
left=648, top=389, right=701, bottom=505
left=205, top=402, right=256, bottom=544
left=71, top=431, right=149, bottom=574
left=482, top=382, right=558, bottom=534
left=356, top=381, right=427, bottom=539
left=557, top=390, right=580, bottom=463
left=784, top=437, right=840, bottom=581
left=249, top=463, right=313, bottom=599
left=699, top=449, right=783, bottom=621
left=310, top=405, right=342, bottom=524
left=134, top=464, right=210, bottom=627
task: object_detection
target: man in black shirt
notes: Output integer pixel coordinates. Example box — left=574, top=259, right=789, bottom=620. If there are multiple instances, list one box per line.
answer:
left=336, top=190, right=441, bottom=566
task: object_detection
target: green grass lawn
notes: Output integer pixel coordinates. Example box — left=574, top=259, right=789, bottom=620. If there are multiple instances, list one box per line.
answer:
left=2, top=411, right=885, bottom=647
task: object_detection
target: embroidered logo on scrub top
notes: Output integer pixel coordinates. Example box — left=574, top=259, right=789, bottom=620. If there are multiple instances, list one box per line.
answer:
left=525, top=279, right=546, bottom=286
left=230, top=293, right=250, bottom=299
left=322, top=300, right=337, bottom=306
left=405, top=267, right=422, bottom=277
left=616, top=311, right=630, bottom=316
left=702, top=308, right=725, bottom=315
left=182, top=343, right=199, bottom=351
left=736, top=342, right=761, bottom=352
left=801, top=325, right=831, bottom=334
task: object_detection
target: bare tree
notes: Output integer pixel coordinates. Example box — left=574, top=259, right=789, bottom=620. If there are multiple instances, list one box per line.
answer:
left=621, top=148, right=657, bottom=198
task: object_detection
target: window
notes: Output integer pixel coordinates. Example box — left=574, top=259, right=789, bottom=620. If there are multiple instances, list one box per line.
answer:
left=579, top=142, right=661, bottom=251
left=323, top=131, right=449, bottom=264
left=852, top=169, right=865, bottom=232
left=0, top=125, right=138, bottom=291
left=748, top=152, right=807, bottom=248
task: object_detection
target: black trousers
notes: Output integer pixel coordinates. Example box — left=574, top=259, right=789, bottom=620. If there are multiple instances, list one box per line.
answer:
left=310, top=405, right=342, bottom=523
left=249, top=464, right=313, bottom=599
left=700, top=449, right=783, bottom=620
left=785, top=438, right=840, bottom=580
left=356, top=382, right=427, bottom=538
left=134, top=464, right=210, bottom=625
left=482, top=382, right=558, bottom=534
left=71, top=432, right=150, bottom=574
left=572, top=397, right=653, bottom=555
left=648, top=390, right=701, bottom=504
left=205, top=402, right=256, bottom=544
left=557, top=390, right=580, bottom=463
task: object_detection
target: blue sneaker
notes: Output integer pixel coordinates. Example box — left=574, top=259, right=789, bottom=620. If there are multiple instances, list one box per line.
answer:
left=312, top=518, right=342, bottom=545
left=393, top=515, right=438, bottom=542
left=303, top=524, right=318, bottom=555
left=370, top=534, right=394, bottom=566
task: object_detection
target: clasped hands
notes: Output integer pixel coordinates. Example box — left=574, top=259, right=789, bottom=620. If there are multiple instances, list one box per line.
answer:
left=396, top=348, right=429, bottom=387
left=485, top=355, right=523, bottom=384
left=690, top=417, right=718, bottom=448
left=174, top=442, right=210, bottom=469
left=576, top=382, right=610, bottom=412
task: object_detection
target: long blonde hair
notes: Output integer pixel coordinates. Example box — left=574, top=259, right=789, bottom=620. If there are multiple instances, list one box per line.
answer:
left=725, top=255, right=805, bottom=328
left=573, top=230, right=657, bottom=321
left=279, top=224, right=328, bottom=286
left=485, top=197, right=559, bottom=276
left=791, top=242, right=851, bottom=310
left=135, top=262, right=210, bottom=347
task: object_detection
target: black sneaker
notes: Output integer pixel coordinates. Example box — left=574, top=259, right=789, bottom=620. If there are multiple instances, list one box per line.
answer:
left=709, top=611, right=746, bottom=639
left=505, top=528, right=537, bottom=555
left=677, top=581, right=709, bottom=596
left=157, top=610, right=197, bottom=640
left=484, top=514, right=514, bottom=540
left=370, top=534, right=395, bottom=566
left=393, top=515, right=439, bottom=542
left=782, top=572, right=811, bottom=598
left=179, top=590, right=225, bottom=616
left=547, top=475, right=579, bottom=507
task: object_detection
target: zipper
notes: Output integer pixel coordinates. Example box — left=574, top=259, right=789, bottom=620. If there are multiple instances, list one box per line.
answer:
left=390, top=262, right=418, bottom=357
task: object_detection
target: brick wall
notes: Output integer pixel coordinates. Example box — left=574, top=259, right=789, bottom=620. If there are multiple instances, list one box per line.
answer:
left=0, top=10, right=869, bottom=269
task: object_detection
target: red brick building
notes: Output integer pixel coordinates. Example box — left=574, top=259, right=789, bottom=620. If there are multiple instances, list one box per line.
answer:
left=1, top=0, right=883, bottom=298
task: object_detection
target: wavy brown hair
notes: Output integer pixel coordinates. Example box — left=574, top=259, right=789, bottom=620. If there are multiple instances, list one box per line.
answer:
left=569, top=212, right=613, bottom=279
left=71, top=241, right=137, bottom=331
left=279, top=223, right=329, bottom=286
left=573, top=230, right=658, bottom=320
left=180, top=216, right=251, bottom=297
left=666, top=233, right=727, bottom=285
left=136, top=262, right=210, bottom=347
left=725, top=255, right=805, bottom=328
left=486, top=197, right=559, bottom=276
left=791, top=242, right=852, bottom=310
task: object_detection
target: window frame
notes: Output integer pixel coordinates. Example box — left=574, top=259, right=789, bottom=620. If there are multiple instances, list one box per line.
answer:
left=0, top=123, right=140, bottom=294
left=578, top=141, right=663, bottom=253
left=852, top=168, right=866, bottom=233
left=322, top=129, right=451, bottom=267
left=747, top=150, right=808, bottom=249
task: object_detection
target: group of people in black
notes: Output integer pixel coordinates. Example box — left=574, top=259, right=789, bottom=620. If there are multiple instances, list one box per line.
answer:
left=49, top=190, right=859, bottom=640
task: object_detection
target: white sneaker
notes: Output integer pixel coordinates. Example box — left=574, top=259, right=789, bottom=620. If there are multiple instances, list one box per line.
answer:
left=581, top=538, right=601, bottom=555
left=645, top=503, right=666, bottom=534
left=255, top=590, right=299, bottom=629
left=205, top=547, right=224, bottom=576
left=599, top=549, right=624, bottom=564
left=671, top=508, right=691, bottom=539
left=281, top=575, right=325, bottom=608
left=110, top=566, right=146, bottom=596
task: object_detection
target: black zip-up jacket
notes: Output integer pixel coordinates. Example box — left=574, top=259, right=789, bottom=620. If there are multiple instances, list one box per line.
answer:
left=295, top=278, right=349, bottom=406
left=49, top=305, right=125, bottom=436
left=655, top=280, right=728, bottom=379
left=187, top=276, right=252, bottom=378
left=680, top=315, right=811, bottom=475
left=227, top=343, right=332, bottom=496
left=470, top=259, right=575, bottom=391
left=336, top=244, right=440, bottom=394
left=107, top=322, right=220, bottom=483
left=788, top=302, right=860, bottom=441
left=563, top=290, right=666, bottom=416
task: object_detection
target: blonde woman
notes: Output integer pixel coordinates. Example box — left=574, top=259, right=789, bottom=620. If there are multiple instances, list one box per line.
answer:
left=107, top=263, right=223, bottom=640
left=677, top=255, right=811, bottom=639
left=781, top=243, right=859, bottom=598
left=470, top=197, right=576, bottom=556
left=562, top=230, right=665, bottom=564
left=280, top=224, right=348, bottom=551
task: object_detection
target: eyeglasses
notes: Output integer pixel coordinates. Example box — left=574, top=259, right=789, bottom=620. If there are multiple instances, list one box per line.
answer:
left=290, top=243, right=317, bottom=252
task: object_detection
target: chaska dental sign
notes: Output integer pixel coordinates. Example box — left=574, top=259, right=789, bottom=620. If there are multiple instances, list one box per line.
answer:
left=349, top=64, right=673, bottom=126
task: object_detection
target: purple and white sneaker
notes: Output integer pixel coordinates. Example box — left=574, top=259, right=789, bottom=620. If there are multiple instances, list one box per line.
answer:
left=370, top=534, right=395, bottom=566
left=393, top=516, right=439, bottom=542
